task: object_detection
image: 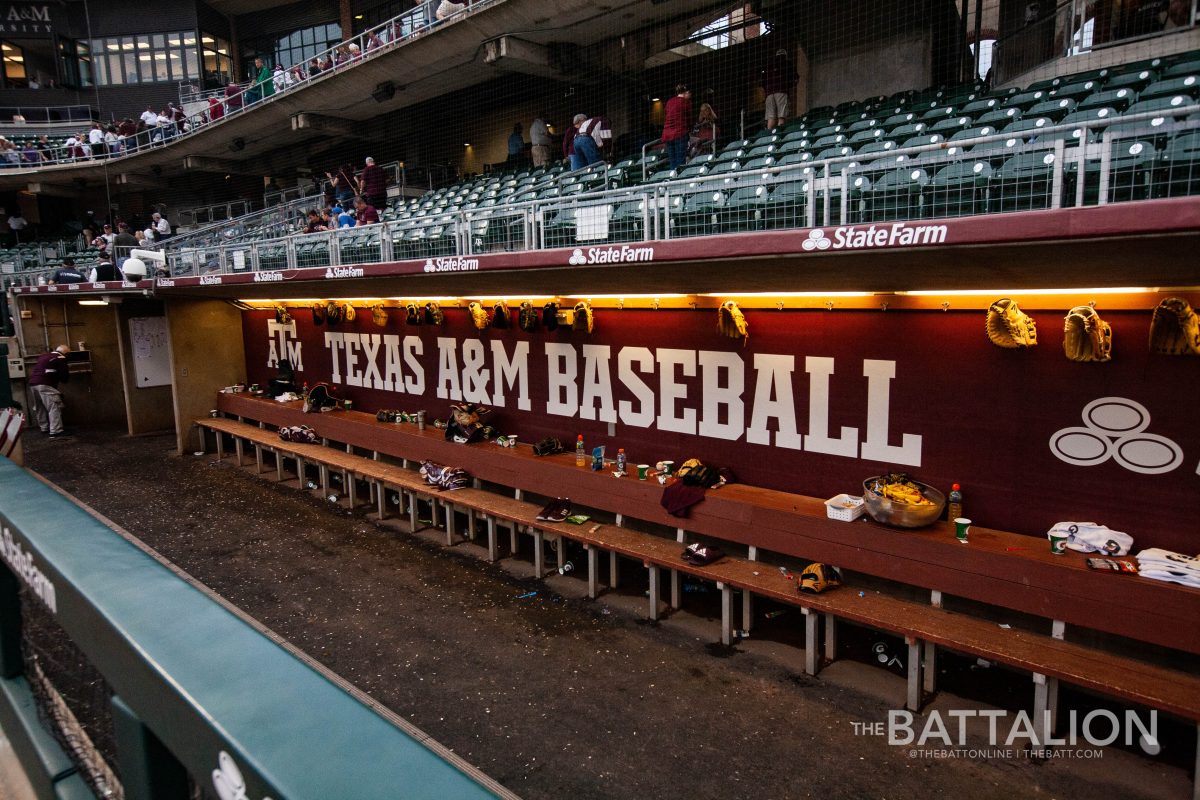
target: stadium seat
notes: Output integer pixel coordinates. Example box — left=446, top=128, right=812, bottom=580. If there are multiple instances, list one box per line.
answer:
left=976, top=107, right=1022, bottom=127
left=851, top=166, right=930, bottom=222
left=1079, top=88, right=1136, bottom=112
left=762, top=178, right=810, bottom=229
left=858, top=139, right=903, bottom=156
left=899, top=134, right=943, bottom=150
left=1160, top=130, right=1200, bottom=197
left=926, top=159, right=994, bottom=217
left=608, top=199, right=649, bottom=242
left=1105, top=69, right=1156, bottom=92
left=1125, top=94, right=1192, bottom=116
left=1027, top=98, right=1078, bottom=121
left=1140, top=75, right=1200, bottom=101
left=669, top=189, right=725, bottom=238
left=847, top=128, right=887, bottom=146
left=991, top=151, right=1060, bottom=211
left=960, top=97, right=1000, bottom=116
left=887, top=121, right=927, bottom=140
left=929, top=116, right=972, bottom=136
left=1164, top=59, right=1200, bottom=78
left=882, top=112, right=919, bottom=129
left=1005, top=90, right=1049, bottom=111
left=719, top=184, right=770, bottom=232
left=845, top=118, right=879, bottom=134
left=1060, top=107, right=1119, bottom=130
left=812, top=133, right=847, bottom=149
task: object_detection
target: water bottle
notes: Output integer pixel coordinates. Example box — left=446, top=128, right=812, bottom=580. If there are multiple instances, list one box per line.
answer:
left=575, top=434, right=586, bottom=466
left=616, top=448, right=627, bottom=473
left=948, top=483, right=963, bottom=521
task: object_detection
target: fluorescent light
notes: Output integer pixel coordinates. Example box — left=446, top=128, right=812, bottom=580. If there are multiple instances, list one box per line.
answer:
left=901, top=287, right=1158, bottom=296
left=79, top=299, right=108, bottom=306
left=698, top=291, right=874, bottom=297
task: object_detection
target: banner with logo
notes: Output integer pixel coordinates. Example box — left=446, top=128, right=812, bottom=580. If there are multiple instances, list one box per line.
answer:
left=0, top=3, right=53, bottom=35
left=242, top=306, right=1198, bottom=552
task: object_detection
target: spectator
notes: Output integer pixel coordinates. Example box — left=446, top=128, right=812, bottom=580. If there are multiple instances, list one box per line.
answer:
left=224, top=81, right=244, bottom=112
left=562, top=117, right=577, bottom=165
left=437, top=0, right=466, bottom=20
left=354, top=196, right=379, bottom=226
left=333, top=45, right=350, bottom=67
left=49, top=258, right=86, bottom=285
left=28, top=345, right=71, bottom=437
left=90, top=252, right=119, bottom=282
left=308, top=57, right=323, bottom=77
left=156, top=109, right=174, bottom=142
left=289, top=65, right=305, bottom=84
left=365, top=31, right=383, bottom=52
left=112, top=221, right=138, bottom=266
left=7, top=210, right=25, bottom=244
left=37, top=134, right=53, bottom=161
left=257, top=57, right=275, bottom=99
left=94, top=223, right=115, bottom=249
left=507, top=123, right=525, bottom=167
left=207, top=95, right=224, bottom=122
left=568, top=114, right=601, bottom=170
left=104, top=125, right=120, bottom=154
left=140, top=106, right=158, bottom=128
left=661, top=84, right=692, bottom=169
left=272, top=64, right=289, bottom=93
left=152, top=212, right=171, bottom=240
left=117, top=117, right=137, bottom=150
left=579, top=114, right=612, bottom=161
left=761, top=47, right=797, bottom=130
left=169, top=102, right=186, bottom=134
left=530, top=114, right=552, bottom=167
left=87, top=122, right=106, bottom=156
left=327, top=164, right=357, bottom=206
left=357, top=156, right=388, bottom=209
left=347, top=43, right=362, bottom=61
left=138, top=227, right=156, bottom=247
left=689, top=102, right=718, bottom=158
left=20, top=141, right=39, bottom=164
left=335, top=204, right=355, bottom=228
left=303, top=209, right=328, bottom=233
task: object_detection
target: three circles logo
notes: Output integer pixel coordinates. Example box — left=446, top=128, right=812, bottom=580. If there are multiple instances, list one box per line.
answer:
left=423, top=258, right=435, bottom=272
left=212, top=751, right=274, bottom=800
left=802, top=229, right=831, bottom=251
left=1049, top=397, right=1183, bottom=475
left=568, top=248, right=587, bottom=265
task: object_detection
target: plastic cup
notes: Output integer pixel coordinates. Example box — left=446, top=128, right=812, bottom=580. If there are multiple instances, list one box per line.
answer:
left=954, top=517, right=971, bottom=543
left=1048, top=533, right=1068, bottom=555
left=661, top=460, right=675, bottom=475
left=637, top=464, right=649, bottom=480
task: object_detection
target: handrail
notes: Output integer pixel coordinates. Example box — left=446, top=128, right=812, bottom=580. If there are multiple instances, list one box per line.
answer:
left=0, top=0, right=501, bottom=171
left=641, top=138, right=663, bottom=183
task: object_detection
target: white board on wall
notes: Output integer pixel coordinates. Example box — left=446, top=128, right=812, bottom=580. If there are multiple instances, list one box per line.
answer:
left=129, top=316, right=171, bottom=388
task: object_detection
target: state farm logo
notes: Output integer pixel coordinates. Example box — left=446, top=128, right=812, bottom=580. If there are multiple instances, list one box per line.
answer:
left=325, top=266, right=364, bottom=279
left=801, top=223, right=949, bottom=252
left=568, top=245, right=654, bottom=265
left=423, top=256, right=479, bottom=273
left=200, top=275, right=222, bottom=286
left=157, top=278, right=175, bottom=287
left=802, top=230, right=831, bottom=251
left=1050, top=397, right=1184, bottom=475
left=253, top=271, right=283, bottom=283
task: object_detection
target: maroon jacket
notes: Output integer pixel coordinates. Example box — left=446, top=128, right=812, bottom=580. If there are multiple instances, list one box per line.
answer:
left=562, top=125, right=577, bottom=158
left=358, top=163, right=386, bottom=198
left=29, top=351, right=68, bottom=388
left=662, top=95, right=692, bottom=142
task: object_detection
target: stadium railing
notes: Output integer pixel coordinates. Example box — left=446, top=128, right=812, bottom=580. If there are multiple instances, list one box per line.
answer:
left=151, top=104, right=1200, bottom=278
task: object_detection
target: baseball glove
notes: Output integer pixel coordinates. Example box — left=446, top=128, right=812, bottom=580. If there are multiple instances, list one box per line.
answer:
left=371, top=304, right=388, bottom=327
left=469, top=301, right=490, bottom=331
left=325, top=300, right=343, bottom=326
left=1063, top=305, right=1112, bottom=362
left=424, top=301, right=444, bottom=325
left=543, top=302, right=560, bottom=331
left=343, top=303, right=356, bottom=322
left=405, top=302, right=422, bottom=325
left=718, top=301, right=748, bottom=342
left=986, top=298, right=1037, bottom=348
left=493, top=303, right=511, bottom=329
left=310, top=304, right=325, bottom=325
left=532, top=437, right=563, bottom=456
left=1149, top=297, right=1200, bottom=356
left=519, top=301, right=539, bottom=332
left=572, top=301, right=594, bottom=333
left=275, top=305, right=292, bottom=324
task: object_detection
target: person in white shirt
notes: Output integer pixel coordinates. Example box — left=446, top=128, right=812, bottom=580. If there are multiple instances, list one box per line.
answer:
left=87, top=123, right=106, bottom=156
left=156, top=111, right=174, bottom=141
left=152, top=212, right=171, bottom=239
left=530, top=115, right=552, bottom=167
left=272, top=64, right=288, bottom=93
left=7, top=211, right=26, bottom=245
left=140, top=107, right=158, bottom=127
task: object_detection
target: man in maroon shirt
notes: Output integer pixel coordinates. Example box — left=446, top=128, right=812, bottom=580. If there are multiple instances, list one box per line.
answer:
left=29, top=345, right=70, bottom=436
left=357, top=156, right=388, bottom=209
left=354, top=197, right=380, bottom=226
left=661, top=84, right=692, bottom=169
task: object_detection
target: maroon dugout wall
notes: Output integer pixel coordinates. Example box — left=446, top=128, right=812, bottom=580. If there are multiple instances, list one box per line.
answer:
left=242, top=306, right=1198, bottom=553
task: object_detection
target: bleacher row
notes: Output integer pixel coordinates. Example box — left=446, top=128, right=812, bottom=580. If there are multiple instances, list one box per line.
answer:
left=167, top=49, right=1200, bottom=275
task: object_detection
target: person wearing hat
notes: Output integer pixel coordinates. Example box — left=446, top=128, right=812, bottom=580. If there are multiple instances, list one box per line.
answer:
left=29, top=345, right=72, bottom=437
left=761, top=46, right=798, bottom=130
left=48, top=257, right=85, bottom=285
left=357, top=156, right=387, bottom=210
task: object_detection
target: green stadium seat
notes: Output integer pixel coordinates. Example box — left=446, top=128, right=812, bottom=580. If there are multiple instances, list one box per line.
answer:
left=926, top=159, right=994, bottom=217
left=741, top=155, right=777, bottom=173
left=1125, top=95, right=1193, bottom=116
left=882, top=112, right=919, bottom=129
left=1060, top=107, right=1119, bottom=129
left=1160, top=130, right=1200, bottom=197
left=960, top=97, right=1001, bottom=116
left=1079, top=88, right=1136, bottom=112
left=719, top=184, right=771, bottom=232
left=1027, top=97, right=1077, bottom=120
left=845, top=118, right=879, bottom=134
left=976, top=107, right=1021, bottom=127
left=1164, top=59, right=1200, bottom=78
left=929, top=115, right=972, bottom=136
left=774, top=152, right=814, bottom=169
left=1003, top=117, right=1053, bottom=138
left=1105, top=69, right=1156, bottom=92
left=847, top=128, right=887, bottom=146
left=1140, top=75, right=1200, bottom=100
left=918, top=105, right=959, bottom=123
left=608, top=199, right=648, bottom=242
left=887, top=121, right=928, bottom=140
left=991, top=151, right=1060, bottom=211
left=899, top=134, right=944, bottom=150
left=777, top=139, right=809, bottom=156
left=947, top=125, right=996, bottom=144
left=851, top=166, right=930, bottom=222
left=762, top=178, right=810, bottom=229
left=669, top=189, right=725, bottom=237
left=1005, top=90, right=1049, bottom=111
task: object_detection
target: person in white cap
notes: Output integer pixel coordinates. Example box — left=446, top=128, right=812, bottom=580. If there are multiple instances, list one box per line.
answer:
left=357, top=156, right=387, bottom=210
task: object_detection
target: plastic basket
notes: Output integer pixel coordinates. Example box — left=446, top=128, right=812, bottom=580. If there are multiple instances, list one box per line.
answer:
left=825, top=493, right=866, bottom=522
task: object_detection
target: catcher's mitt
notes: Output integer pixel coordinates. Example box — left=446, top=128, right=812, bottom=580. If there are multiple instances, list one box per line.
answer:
left=493, top=303, right=511, bottom=329
left=371, top=304, right=388, bottom=327
left=718, top=301, right=748, bottom=343
left=310, top=304, right=325, bottom=326
left=1063, top=305, right=1112, bottom=362
left=343, top=303, right=356, bottom=322
left=532, top=437, right=564, bottom=456
left=986, top=298, right=1037, bottom=348
left=1149, top=297, right=1200, bottom=356
left=572, top=301, right=594, bottom=334
left=405, top=302, right=422, bottom=325
left=518, top=301, right=539, bottom=332
left=468, top=301, right=490, bottom=331
left=543, top=302, right=560, bottom=331
left=275, top=305, right=292, bottom=324
left=325, top=300, right=343, bottom=326
left=424, top=301, right=444, bottom=325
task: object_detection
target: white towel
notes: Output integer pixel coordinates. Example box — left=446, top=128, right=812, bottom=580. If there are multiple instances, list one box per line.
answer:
left=1047, top=521, right=1133, bottom=556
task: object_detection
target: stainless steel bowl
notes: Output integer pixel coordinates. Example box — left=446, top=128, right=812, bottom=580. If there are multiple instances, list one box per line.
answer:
left=862, top=477, right=947, bottom=528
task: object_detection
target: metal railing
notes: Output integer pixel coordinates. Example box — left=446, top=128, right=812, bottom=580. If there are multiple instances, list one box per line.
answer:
left=0, top=105, right=98, bottom=124
left=0, top=0, right=502, bottom=171
left=100, top=103, right=1194, bottom=280
left=177, top=199, right=257, bottom=229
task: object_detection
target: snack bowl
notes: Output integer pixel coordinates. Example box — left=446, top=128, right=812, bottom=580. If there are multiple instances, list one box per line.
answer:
left=862, top=477, right=946, bottom=528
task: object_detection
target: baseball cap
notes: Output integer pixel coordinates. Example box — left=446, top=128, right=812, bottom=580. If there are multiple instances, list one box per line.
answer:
left=573, top=114, right=587, bottom=124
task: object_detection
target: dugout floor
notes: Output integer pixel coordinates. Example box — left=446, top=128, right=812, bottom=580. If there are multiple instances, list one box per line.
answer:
left=20, top=428, right=1192, bottom=800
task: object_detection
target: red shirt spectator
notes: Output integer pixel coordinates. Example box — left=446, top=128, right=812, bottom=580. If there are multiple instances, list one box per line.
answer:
left=662, top=87, right=692, bottom=142
left=354, top=200, right=379, bottom=226
left=224, top=82, right=243, bottom=111
left=562, top=124, right=577, bottom=159
left=207, top=96, right=224, bottom=121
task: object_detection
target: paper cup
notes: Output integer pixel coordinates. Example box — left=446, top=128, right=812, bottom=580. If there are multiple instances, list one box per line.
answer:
left=954, top=517, right=971, bottom=543
left=1048, top=533, right=1068, bottom=555
left=661, top=460, right=675, bottom=475
left=637, top=464, right=650, bottom=480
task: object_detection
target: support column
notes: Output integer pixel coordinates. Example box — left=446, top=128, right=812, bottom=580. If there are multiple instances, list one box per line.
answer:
left=376, top=483, right=386, bottom=520
left=1032, top=672, right=1050, bottom=744
left=254, top=444, right=263, bottom=473
left=719, top=582, right=732, bottom=646
left=339, top=0, right=354, bottom=39
left=533, top=528, right=544, bottom=577
left=647, top=564, right=660, bottom=621
left=925, top=590, right=943, bottom=694
left=671, top=528, right=684, bottom=609
left=1048, top=619, right=1066, bottom=732
left=743, top=545, right=757, bottom=631
left=823, top=614, right=837, bottom=664
left=906, top=636, right=923, bottom=712
left=444, top=502, right=456, bottom=546
left=486, top=517, right=498, bottom=562
left=586, top=545, right=598, bottom=598
left=609, top=551, right=619, bottom=589
left=802, top=608, right=818, bottom=675
left=111, top=695, right=189, bottom=800
left=234, top=437, right=243, bottom=466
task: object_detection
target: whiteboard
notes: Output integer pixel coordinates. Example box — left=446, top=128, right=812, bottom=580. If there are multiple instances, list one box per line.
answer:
left=129, top=316, right=172, bottom=388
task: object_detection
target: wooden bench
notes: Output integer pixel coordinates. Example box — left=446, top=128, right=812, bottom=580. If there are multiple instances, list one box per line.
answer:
left=197, top=403, right=1200, bottom=795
